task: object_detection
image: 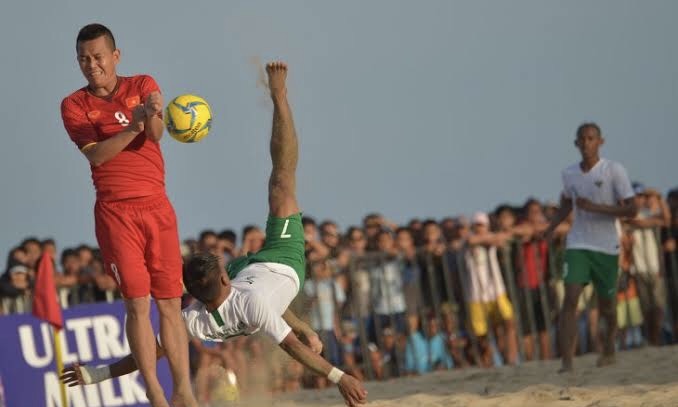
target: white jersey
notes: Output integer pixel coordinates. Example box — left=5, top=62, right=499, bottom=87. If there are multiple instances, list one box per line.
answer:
left=464, top=245, right=506, bottom=303
left=181, top=262, right=300, bottom=344
left=561, top=158, right=634, bottom=255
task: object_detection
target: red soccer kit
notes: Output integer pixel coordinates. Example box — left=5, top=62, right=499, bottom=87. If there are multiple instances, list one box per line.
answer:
left=61, top=75, right=182, bottom=299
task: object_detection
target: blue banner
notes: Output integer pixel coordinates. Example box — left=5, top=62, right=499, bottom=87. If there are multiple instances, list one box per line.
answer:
left=0, top=301, right=172, bottom=407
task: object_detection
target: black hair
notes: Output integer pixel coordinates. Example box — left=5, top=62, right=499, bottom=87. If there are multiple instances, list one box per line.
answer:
left=76, top=23, right=116, bottom=51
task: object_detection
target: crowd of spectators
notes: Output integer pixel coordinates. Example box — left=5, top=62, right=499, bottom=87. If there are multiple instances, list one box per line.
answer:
left=3, top=184, right=678, bottom=404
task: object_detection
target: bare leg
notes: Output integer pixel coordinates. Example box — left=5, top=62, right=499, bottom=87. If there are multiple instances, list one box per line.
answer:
left=156, top=297, right=198, bottom=407
left=596, top=296, right=618, bottom=367
left=125, top=297, right=169, bottom=407
left=559, top=284, right=583, bottom=373
left=523, top=335, right=534, bottom=361
left=503, top=320, right=518, bottom=365
left=539, top=330, right=552, bottom=360
left=266, top=62, right=300, bottom=219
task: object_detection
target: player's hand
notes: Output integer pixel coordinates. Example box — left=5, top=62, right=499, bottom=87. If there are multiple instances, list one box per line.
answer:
left=337, top=374, right=368, bottom=407
left=575, top=197, right=597, bottom=212
left=60, top=363, right=86, bottom=387
left=130, top=105, right=146, bottom=133
left=144, top=91, right=163, bottom=117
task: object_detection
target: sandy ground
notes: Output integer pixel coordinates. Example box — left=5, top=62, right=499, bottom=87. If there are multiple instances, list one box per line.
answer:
left=269, top=346, right=678, bottom=407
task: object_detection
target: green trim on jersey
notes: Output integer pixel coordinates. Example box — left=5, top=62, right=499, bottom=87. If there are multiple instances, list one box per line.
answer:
left=563, top=249, right=619, bottom=299
left=210, top=309, right=226, bottom=327
left=226, top=213, right=306, bottom=288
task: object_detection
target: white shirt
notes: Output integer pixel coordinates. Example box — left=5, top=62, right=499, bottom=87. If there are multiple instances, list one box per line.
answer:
left=631, top=209, right=661, bottom=275
left=371, top=260, right=407, bottom=315
left=182, top=262, right=300, bottom=344
left=561, top=158, right=634, bottom=255
left=464, top=245, right=506, bottom=303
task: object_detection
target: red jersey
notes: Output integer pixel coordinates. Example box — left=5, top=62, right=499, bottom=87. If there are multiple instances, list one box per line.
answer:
left=61, top=75, right=166, bottom=201
left=519, top=239, right=548, bottom=289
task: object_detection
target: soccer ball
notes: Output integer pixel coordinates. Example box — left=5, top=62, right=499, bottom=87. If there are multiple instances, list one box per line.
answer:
left=164, top=94, right=212, bottom=143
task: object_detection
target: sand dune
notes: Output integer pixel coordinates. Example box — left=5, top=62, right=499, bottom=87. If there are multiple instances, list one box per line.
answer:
left=272, top=346, right=678, bottom=407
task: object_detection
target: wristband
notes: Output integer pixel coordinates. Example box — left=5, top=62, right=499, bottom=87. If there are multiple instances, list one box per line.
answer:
left=327, top=367, right=344, bottom=384
left=80, top=365, right=112, bottom=384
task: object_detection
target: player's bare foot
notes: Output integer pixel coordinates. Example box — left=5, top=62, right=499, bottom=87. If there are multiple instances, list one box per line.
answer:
left=558, top=360, right=574, bottom=374
left=596, top=353, right=616, bottom=367
left=266, top=61, right=288, bottom=99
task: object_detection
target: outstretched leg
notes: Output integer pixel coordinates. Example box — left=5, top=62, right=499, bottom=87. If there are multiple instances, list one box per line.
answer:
left=266, top=62, right=300, bottom=218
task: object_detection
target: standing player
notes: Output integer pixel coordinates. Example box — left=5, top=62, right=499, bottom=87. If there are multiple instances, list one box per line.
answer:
left=545, top=123, right=637, bottom=372
left=62, top=61, right=368, bottom=407
left=60, top=24, right=197, bottom=407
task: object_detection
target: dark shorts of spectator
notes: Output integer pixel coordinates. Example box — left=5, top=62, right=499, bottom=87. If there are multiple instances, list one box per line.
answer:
left=635, top=272, right=666, bottom=312
left=372, top=312, right=407, bottom=338
left=403, top=282, right=423, bottom=316
left=518, top=288, right=547, bottom=334
left=318, top=330, right=342, bottom=366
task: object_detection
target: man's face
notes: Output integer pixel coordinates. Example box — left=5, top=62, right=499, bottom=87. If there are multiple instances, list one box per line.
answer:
left=575, top=127, right=604, bottom=160
left=349, top=230, right=367, bottom=251
left=526, top=203, right=545, bottom=224
left=396, top=230, right=414, bottom=251
left=321, top=224, right=339, bottom=248
left=377, top=233, right=394, bottom=251
left=634, top=194, right=647, bottom=209
left=245, top=229, right=265, bottom=252
left=472, top=223, right=489, bottom=235
left=424, top=224, right=441, bottom=244
left=303, top=223, right=318, bottom=242
left=199, top=235, right=218, bottom=251
left=24, top=242, right=41, bottom=266
left=427, top=319, right=439, bottom=336
left=63, top=255, right=81, bottom=275
left=43, top=243, right=57, bottom=259
left=364, top=219, right=381, bottom=239
left=77, top=36, right=119, bottom=90
left=498, top=210, right=515, bottom=229
left=79, top=249, right=93, bottom=267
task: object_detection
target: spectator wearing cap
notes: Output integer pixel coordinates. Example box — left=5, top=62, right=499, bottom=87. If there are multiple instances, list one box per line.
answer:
left=464, top=211, right=518, bottom=366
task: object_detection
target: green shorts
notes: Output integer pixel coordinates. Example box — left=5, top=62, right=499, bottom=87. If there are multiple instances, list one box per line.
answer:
left=233, top=213, right=306, bottom=288
left=563, top=249, right=619, bottom=299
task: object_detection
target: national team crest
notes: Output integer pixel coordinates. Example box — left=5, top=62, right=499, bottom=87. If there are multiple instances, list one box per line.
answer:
left=125, top=96, right=141, bottom=108
left=86, top=110, right=101, bottom=120
left=595, top=180, right=603, bottom=188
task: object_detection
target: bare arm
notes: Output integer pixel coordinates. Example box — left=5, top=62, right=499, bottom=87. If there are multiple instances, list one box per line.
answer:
left=282, top=308, right=322, bottom=353
left=576, top=197, right=637, bottom=219
left=545, top=195, right=573, bottom=238
left=82, top=105, right=145, bottom=167
left=279, top=332, right=367, bottom=406
left=61, top=340, right=165, bottom=386
left=467, top=232, right=509, bottom=247
left=142, top=91, right=164, bottom=142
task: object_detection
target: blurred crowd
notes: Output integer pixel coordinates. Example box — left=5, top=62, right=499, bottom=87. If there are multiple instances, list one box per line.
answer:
left=3, top=184, right=678, bottom=405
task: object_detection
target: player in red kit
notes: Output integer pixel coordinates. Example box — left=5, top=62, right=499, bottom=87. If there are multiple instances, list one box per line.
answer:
left=60, top=24, right=197, bottom=407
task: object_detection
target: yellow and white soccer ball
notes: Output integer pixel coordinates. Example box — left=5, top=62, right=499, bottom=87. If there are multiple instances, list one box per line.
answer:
left=164, top=94, right=212, bottom=143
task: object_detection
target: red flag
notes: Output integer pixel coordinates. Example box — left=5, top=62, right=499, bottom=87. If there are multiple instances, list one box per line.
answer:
left=32, top=253, right=63, bottom=329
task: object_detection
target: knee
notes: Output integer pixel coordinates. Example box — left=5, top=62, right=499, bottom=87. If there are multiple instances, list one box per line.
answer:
left=156, top=298, right=182, bottom=317
left=125, top=298, right=151, bottom=319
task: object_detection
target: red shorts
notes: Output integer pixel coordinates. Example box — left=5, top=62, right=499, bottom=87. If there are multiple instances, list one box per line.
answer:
left=95, top=194, right=183, bottom=299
